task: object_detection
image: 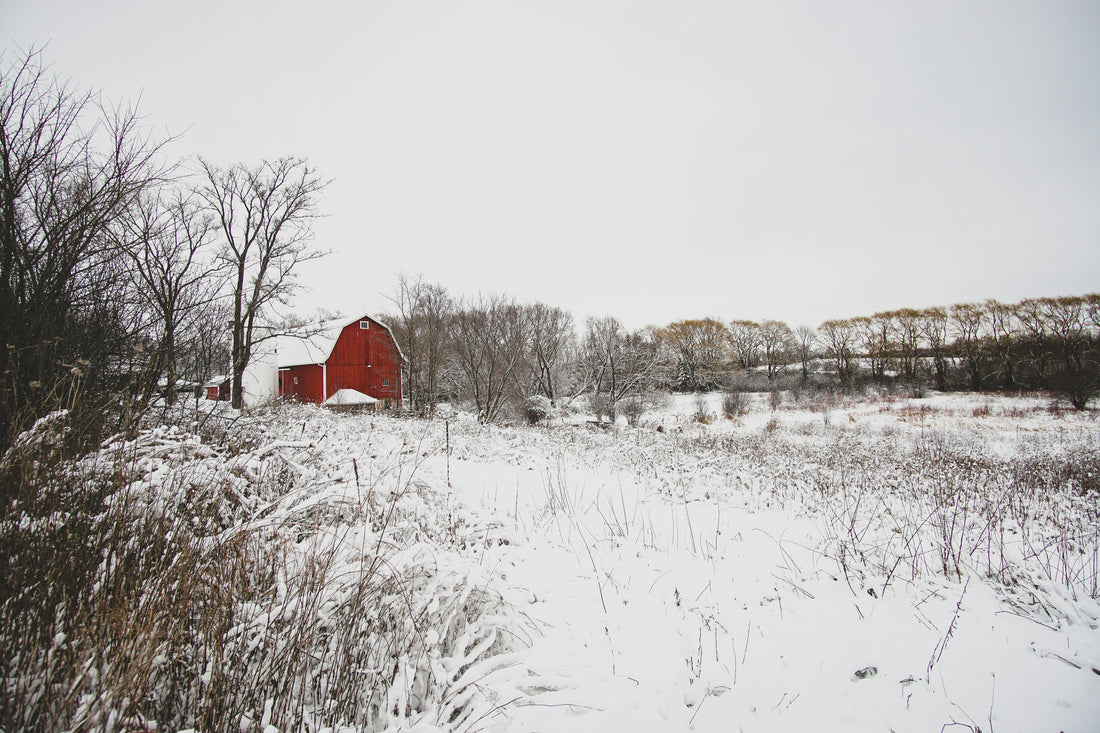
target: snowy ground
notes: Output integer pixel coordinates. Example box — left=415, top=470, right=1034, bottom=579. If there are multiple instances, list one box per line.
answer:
left=37, top=391, right=1096, bottom=731
left=167, top=390, right=1097, bottom=733
left=398, top=393, right=1100, bottom=733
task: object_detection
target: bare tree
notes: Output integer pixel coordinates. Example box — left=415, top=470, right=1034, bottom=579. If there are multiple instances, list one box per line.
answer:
left=1003, top=295, right=1097, bottom=407
left=918, top=307, right=950, bottom=391
left=1016, top=298, right=1054, bottom=385
left=793, top=325, right=817, bottom=383
left=385, top=275, right=422, bottom=411
left=758, top=319, right=794, bottom=380
left=197, top=157, right=327, bottom=409
left=119, top=191, right=221, bottom=405
left=177, top=297, right=232, bottom=400
left=950, top=302, right=988, bottom=390
left=894, top=308, right=924, bottom=382
left=583, top=316, right=661, bottom=421
left=386, top=274, right=453, bottom=414
left=985, top=300, right=1019, bottom=389
left=855, top=313, right=892, bottom=380
left=656, top=318, right=729, bottom=391
left=522, top=302, right=576, bottom=404
left=1042, top=296, right=1088, bottom=372
left=448, top=294, right=529, bottom=422
left=1035, top=295, right=1099, bottom=409
left=417, top=282, right=453, bottom=409
left=0, top=48, right=169, bottom=445
left=818, top=319, right=858, bottom=384
left=853, top=317, right=878, bottom=379
left=1086, top=293, right=1100, bottom=332
left=727, top=320, right=762, bottom=370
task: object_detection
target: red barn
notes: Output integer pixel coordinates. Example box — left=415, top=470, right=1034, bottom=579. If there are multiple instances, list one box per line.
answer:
left=276, top=315, right=404, bottom=408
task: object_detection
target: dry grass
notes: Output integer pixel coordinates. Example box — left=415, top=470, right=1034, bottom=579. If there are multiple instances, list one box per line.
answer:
left=0, top=408, right=515, bottom=732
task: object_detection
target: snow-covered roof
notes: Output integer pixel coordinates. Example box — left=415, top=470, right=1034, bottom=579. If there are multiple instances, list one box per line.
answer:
left=274, top=315, right=402, bottom=368
left=275, top=320, right=343, bottom=367
left=323, top=388, right=379, bottom=406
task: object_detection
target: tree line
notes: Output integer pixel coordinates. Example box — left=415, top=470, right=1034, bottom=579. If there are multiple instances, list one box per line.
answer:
left=815, top=297, right=1100, bottom=406
left=384, top=276, right=665, bottom=423
left=384, top=276, right=1100, bottom=421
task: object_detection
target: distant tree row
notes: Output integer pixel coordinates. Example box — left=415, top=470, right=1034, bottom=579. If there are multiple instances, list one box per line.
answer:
left=655, top=297, right=1099, bottom=408
left=385, top=279, right=1100, bottom=420
left=384, top=275, right=663, bottom=423
left=0, top=49, right=327, bottom=449
left=815, top=296, right=1100, bottom=406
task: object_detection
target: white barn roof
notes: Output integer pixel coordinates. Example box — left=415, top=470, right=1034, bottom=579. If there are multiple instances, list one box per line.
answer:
left=275, top=319, right=345, bottom=367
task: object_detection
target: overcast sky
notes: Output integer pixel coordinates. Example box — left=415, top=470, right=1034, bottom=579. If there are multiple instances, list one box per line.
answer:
left=6, top=0, right=1099, bottom=329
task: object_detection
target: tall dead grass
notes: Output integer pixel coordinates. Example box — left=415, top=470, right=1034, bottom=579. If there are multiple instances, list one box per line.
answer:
left=0, top=408, right=514, bottom=732
left=805, top=429, right=1100, bottom=611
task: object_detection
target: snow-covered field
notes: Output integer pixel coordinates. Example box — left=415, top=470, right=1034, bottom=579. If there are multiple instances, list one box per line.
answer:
left=8, top=391, right=1099, bottom=732
left=406, top=392, right=1100, bottom=732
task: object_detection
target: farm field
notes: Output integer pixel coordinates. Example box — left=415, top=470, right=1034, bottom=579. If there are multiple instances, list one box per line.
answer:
left=5, top=390, right=1099, bottom=732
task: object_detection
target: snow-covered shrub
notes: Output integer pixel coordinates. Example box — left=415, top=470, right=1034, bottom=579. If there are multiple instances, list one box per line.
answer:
left=620, top=396, right=646, bottom=426
left=722, top=369, right=769, bottom=393
left=616, top=390, right=669, bottom=427
left=768, top=388, right=783, bottom=411
left=693, top=394, right=715, bottom=424
left=589, top=392, right=616, bottom=423
left=722, top=390, right=749, bottom=418
left=524, top=394, right=553, bottom=424
left=1050, top=365, right=1100, bottom=410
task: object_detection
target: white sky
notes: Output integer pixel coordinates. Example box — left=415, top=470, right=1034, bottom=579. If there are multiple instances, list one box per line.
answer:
left=5, top=0, right=1099, bottom=329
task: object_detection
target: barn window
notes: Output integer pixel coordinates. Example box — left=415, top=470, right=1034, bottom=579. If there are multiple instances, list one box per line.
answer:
left=382, top=379, right=389, bottom=386
left=293, top=376, right=299, bottom=385
left=360, top=320, right=370, bottom=329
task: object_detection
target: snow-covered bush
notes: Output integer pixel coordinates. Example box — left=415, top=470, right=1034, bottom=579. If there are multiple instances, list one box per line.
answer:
left=588, top=392, right=615, bottom=423
left=721, top=390, right=750, bottom=418
left=693, top=394, right=715, bottom=424
left=620, top=396, right=645, bottom=426
left=524, top=394, right=553, bottom=424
